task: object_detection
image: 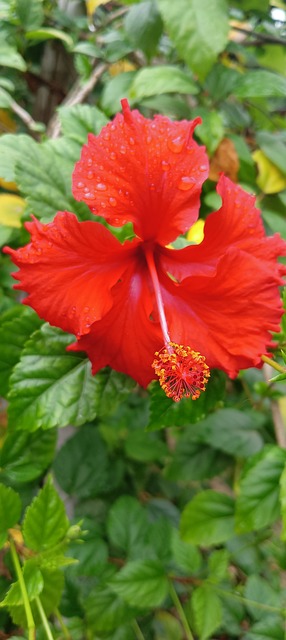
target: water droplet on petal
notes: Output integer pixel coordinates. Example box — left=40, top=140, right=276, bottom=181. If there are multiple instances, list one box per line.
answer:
left=83, top=306, right=90, bottom=313
left=110, top=152, right=116, bottom=160
left=129, top=137, right=135, bottom=145
left=95, top=183, right=107, bottom=191
left=146, top=136, right=152, bottom=144
left=87, top=158, right=93, bottom=167
left=109, top=197, right=117, bottom=207
left=120, top=145, right=126, bottom=154
left=87, top=171, right=93, bottom=179
left=178, top=176, right=195, bottom=191
left=77, top=181, right=84, bottom=188
left=199, top=165, right=207, bottom=172
left=168, top=136, right=184, bottom=153
left=161, top=160, right=170, bottom=171
left=100, top=201, right=106, bottom=208
left=103, top=132, right=110, bottom=141
left=150, top=183, right=156, bottom=191
left=110, top=124, right=116, bottom=131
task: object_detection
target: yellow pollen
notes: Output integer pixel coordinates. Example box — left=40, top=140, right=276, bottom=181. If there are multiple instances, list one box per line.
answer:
left=152, top=341, right=210, bottom=402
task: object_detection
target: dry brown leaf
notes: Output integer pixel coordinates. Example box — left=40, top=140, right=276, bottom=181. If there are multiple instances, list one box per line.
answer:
left=209, top=138, right=239, bottom=183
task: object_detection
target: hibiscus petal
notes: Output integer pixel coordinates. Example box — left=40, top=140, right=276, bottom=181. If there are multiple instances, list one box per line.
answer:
left=4, top=212, right=138, bottom=337
left=159, top=175, right=286, bottom=281
left=160, top=246, right=285, bottom=378
left=70, top=261, right=163, bottom=388
left=72, top=100, right=208, bottom=245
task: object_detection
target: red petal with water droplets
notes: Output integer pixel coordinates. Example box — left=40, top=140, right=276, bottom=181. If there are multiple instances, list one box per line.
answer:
left=159, top=175, right=286, bottom=281
left=4, top=212, right=138, bottom=337
left=69, top=261, right=163, bottom=387
left=72, top=100, right=208, bottom=245
left=159, top=246, right=285, bottom=378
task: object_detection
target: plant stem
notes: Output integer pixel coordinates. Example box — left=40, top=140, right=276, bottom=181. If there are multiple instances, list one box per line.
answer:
left=132, top=619, right=146, bottom=640
left=9, top=538, right=35, bottom=640
left=35, top=596, right=55, bottom=640
left=262, top=354, right=286, bottom=374
left=169, top=580, right=195, bottom=640
left=54, top=607, right=71, bottom=639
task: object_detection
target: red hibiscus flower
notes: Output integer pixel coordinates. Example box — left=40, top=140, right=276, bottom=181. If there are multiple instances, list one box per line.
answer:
left=4, top=100, right=286, bottom=401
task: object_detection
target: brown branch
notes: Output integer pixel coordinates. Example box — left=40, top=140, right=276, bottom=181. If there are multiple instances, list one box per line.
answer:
left=46, top=61, right=108, bottom=139
left=10, top=100, right=42, bottom=135
left=231, top=25, right=286, bottom=46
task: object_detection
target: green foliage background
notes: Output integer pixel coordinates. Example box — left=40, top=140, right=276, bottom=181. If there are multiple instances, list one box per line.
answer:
left=0, top=0, right=286, bottom=638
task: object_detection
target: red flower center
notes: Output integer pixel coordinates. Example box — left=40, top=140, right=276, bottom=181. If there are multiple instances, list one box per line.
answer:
left=152, top=342, right=210, bottom=402
left=144, top=244, right=210, bottom=401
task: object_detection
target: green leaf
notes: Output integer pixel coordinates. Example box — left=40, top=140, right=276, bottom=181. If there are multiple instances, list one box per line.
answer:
left=0, top=484, right=21, bottom=548
left=244, top=575, right=282, bottom=621
left=53, top=425, right=111, bottom=499
left=8, top=568, right=64, bottom=627
left=8, top=324, right=101, bottom=432
left=124, top=1, right=163, bottom=58
left=25, top=28, right=73, bottom=48
left=124, top=429, right=167, bottom=463
left=0, top=134, right=31, bottom=182
left=157, top=0, right=229, bottom=79
left=185, top=408, right=264, bottom=458
left=0, top=429, right=56, bottom=484
left=101, top=72, right=137, bottom=116
left=15, top=140, right=89, bottom=221
left=256, top=132, right=286, bottom=176
left=110, top=560, right=169, bottom=608
left=235, top=446, right=286, bottom=533
left=193, top=108, right=224, bottom=155
left=95, top=368, right=136, bottom=418
left=0, top=305, right=42, bottom=397
left=85, top=584, right=138, bottom=634
left=208, top=549, right=230, bottom=583
left=164, top=440, right=230, bottom=482
left=107, top=496, right=149, bottom=556
left=0, top=87, right=12, bottom=108
left=204, top=64, right=241, bottom=102
left=0, top=43, right=26, bottom=71
left=130, top=66, right=198, bottom=100
left=181, top=491, right=235, bottom=545
left=14, top=0, right=44, bottom=30
left=22, top=478, right=69, bottom=551
left=148, top=370, right=226, bottom=431
left=1, top=563, right=43, bottom=606
left=171, top=529, right=202, bottom=574
left=234, top=0, right=269, bottom=9
left=244, top=617, right=284, bottom=640
left=234, top=71, right=286, bottom=98
left=154, top=610, right=184, bottom=640
left=192, top=585, right=223, bottom=640
left=58, top=103, right=108, bottom=144
left=279, top=462, right=286, bottom=540
left=68, top=533, right=108, bottom=576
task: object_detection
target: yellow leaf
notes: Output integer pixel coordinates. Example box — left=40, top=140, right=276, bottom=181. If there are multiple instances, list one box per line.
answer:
left=0, top=108, right=16, bottom=133
left=0, top=194, right=25, bottom=228
left=109, top=60, right=137, bottom=77
left=252, top=149, right=286, bottom=194
left=85, top=0, right=109, bottom=16
left=0, top=177, right=18, bottom=192
left=187, top=219, right=205, bottom=244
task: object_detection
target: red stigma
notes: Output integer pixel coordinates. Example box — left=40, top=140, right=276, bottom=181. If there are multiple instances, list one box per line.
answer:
left=152, top=342, right=210, bottom=402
